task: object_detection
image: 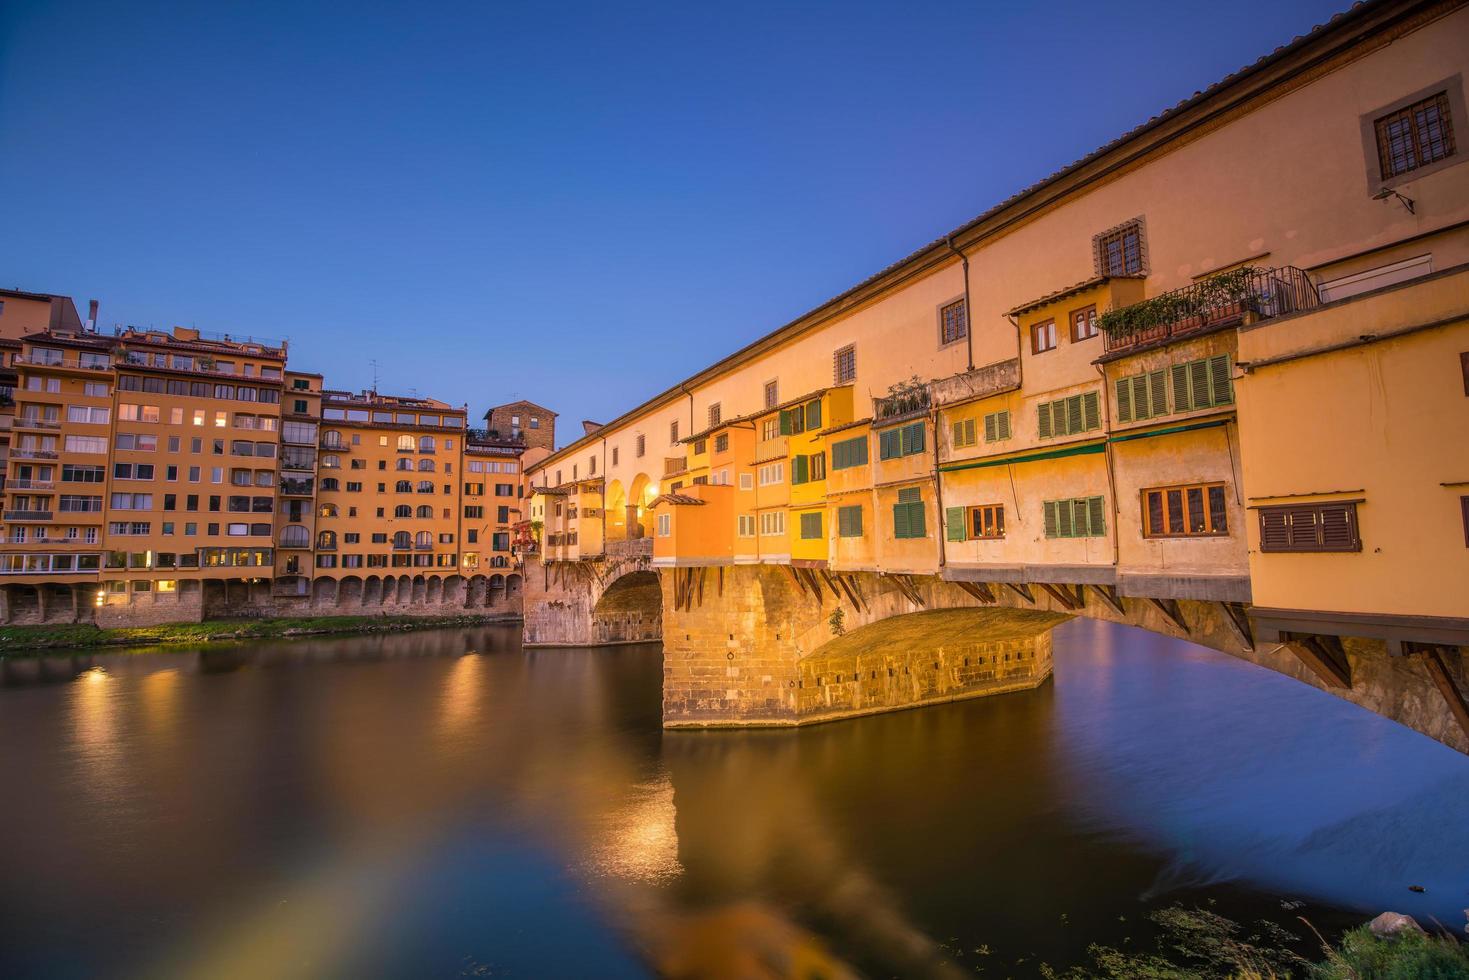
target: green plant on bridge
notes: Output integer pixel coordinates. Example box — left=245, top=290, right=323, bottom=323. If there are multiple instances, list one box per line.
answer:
left=828, top=606, right=846, bottom=636
left=1098, top=266, right=1265, bottom=341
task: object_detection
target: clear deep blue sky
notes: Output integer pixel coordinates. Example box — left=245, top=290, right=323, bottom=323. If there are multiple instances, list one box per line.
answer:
left=2, top=0, right=1345, bottom=441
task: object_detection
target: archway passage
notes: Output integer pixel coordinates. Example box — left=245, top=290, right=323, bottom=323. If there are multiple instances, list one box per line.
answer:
left=591, top=570, right=663, bottom=644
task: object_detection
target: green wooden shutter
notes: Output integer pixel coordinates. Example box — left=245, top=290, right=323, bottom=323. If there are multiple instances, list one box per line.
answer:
left=1071, top=498, right=1089, bottom=537
left=1148, top=369, right=1168, bottom=417
left=1083, top=391, right=1100, bottom=430
left=806, top=399, right=822, bottom=429
left=983, top=413, right=996, bottom=442
left=963, top=418, right=975, bottom=446
left=852, top=505, right=864, bottom=537
left=905, top=422, right=925, bottom=455
left=1115, top=378, right=1133, bottom=423
left=1058, top=499, right=1075, bottom=537
left=1066, top=395, right=1083, bottom=435
left=878, top=429, right=897, bottom=459
left=1189, top=359, right=1211, bottom=408
left=893, top=500, right=910, bottom=538
left=945, top=506, right=965, bottom=541
left=1088, top=496, right=1106, bottom=537
left=855, top=436, right=868, bottom=465
left=910, top=501, right=926, bottom=537
left=832, top=440, right=846, bottom=469
left=1209, top=354, right=1233, bottom=405
left=792, top=455, right=808, bottom=484
left=1038, top=403, right=1053, bottom=439
left=1043, top=500, right=1058, bottom=538
left=1171, top=363, right=1192, bottom=411
left=779, top=409, right=792, bottom=435
left=997, top=411, right=1010, bottom=440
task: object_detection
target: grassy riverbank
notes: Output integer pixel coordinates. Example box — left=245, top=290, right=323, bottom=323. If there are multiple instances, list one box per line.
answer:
left=0, top=613, right=518, bottom=655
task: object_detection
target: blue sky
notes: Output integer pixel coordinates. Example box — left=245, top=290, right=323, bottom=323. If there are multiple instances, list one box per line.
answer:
left=1, top=0, right=1345, bottom=440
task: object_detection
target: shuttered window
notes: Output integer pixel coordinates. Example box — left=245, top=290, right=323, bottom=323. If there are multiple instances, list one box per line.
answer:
left=983, top=410, right=1011, bottom=442
left=1037, top=391, right=1100, bottom=439
left=805, top=399, right=823, bottom=430
left=945, top=506, right=966, bottom=542
left=799, top=512, right=823, bottom=539
left=1171, top=355, right=1234, bottom=412
left=951, top=417, right=977, bottom=449
left=892, top=487, right=926, bottom=539
left=837, top=505, right=864, bottom=537
left=1258, top=501, right=1362, bottom=553
left=792, top=455, right=809, bottom=485
left=1114, top=370, right=1169, bottom=423
left=1141, top=483, right=1229, bottom=537
left=1042, top=496, right=1106, bottom=538
left=779, top=405, right=805, bottom=435
left=831, top=435, right=869, bottom=470
left=878, top=421, right=926, bottom=460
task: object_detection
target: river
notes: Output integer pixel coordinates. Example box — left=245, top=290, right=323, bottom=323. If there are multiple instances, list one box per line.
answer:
left=0, top=618, right=1465, bottom=978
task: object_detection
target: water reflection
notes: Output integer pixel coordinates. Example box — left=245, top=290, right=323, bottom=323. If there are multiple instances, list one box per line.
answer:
left=0, top=620, right=1464, bottom=979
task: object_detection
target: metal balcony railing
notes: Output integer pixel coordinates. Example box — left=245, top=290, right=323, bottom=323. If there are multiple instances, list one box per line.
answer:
left=7, top=480, right=55, bottom=491
left=279, top=478, right=315, bottom=496
left=15, top=355, right=111, bottom=371
left=10, top=450, right=58, bottom=460
left=4, top=510, right=53, bottom=522
left=1100, top=265, right=1320, bottom=354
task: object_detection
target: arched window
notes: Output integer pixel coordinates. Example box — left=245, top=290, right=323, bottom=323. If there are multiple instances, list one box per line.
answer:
left=394, top=505, right=412, bottom=518
left=322, top=431, right=344, bottom=449
left=395, top=480, right=412, bottom=493
left=318, top=503, right=338, bottom=518
left=416, top=504, right=433, bottom=519
left=414, top=531, right=432, bottom=548
left=392, top=530, right=411, bottom=548
left=396, top=435, right=414, bottom=451
left=417, top=480, right=433, bottom=493
left=320, top=477, right=339, bottom=491
left=395, top=457, right=413, bottom=471
left=317, top=530, right=337, bottom=550
left=418, top=436, right=436, bottom=453
left=279, top=525, right=309, bottom=548
left=417, top=458, right=435, bottom=472
left=321, top=454, right=341, bottom=469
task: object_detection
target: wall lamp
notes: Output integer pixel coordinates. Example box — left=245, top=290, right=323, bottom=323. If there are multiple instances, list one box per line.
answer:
left=1371, top=187, right=1415, bottom=214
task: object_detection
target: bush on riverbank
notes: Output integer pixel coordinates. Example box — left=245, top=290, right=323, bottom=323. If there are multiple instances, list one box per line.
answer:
left=1037, top=905, right=1469, bottom=979
left=0, top=613, right=515, bottom=655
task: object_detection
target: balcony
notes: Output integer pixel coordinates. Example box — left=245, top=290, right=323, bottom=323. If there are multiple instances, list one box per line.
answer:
left=414, top=543, right=434, bottom=551
left=10, top=449, right=57, bottom=460
left=14, top=417, right=61, bottom=431
left=7, top=480, right=55, bottom=491
left=874, top=379, right=932, bottom=423
left=16, top=355, right=111, bottom=372
left=4, top=510, right=53, bottom=522
left=279, top=478, right=315, bottom=496
left=319, top=438, right=348, bottom=451
left=1100, top=265, right=1320, bottom=355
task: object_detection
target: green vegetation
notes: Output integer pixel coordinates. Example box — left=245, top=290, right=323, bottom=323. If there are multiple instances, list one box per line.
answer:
left=1097, top=265, right=1263, bottom=341
left=0, top=613, right=512, bottom=655
left=1037, top=905, right=1469, bottom=980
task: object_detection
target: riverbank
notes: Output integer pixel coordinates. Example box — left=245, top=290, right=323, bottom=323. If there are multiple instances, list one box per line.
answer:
left=0, top=613, right=520, bottom=655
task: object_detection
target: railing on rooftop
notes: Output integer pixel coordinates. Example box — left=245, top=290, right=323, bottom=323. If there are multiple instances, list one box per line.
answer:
left=15, top=354, right=112, bottom=372
left=1100, top=265, right=1320, bottom=355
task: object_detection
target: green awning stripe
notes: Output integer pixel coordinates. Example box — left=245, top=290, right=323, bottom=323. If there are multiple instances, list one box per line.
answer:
left=1106, top=418, right=1228, bottom=443
left=939, top=419, right=1228, bottom=473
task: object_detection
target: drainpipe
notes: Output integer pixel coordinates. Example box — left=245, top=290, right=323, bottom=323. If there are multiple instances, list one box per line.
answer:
left=930, top=399, right=948, bottom=576
left=1094, top=362, right=1121, bottom=571
left=1005, top=314, right=1024, bottom=391
left=600, top=436, right=608, bottom=554
left=945, top=238, right=975, bottom=373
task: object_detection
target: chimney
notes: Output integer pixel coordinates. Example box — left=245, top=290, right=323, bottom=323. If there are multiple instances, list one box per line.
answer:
left=87, top=299, right=99, bottom=331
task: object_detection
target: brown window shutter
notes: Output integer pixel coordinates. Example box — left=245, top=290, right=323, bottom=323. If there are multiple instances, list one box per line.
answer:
left=1462, top=496, right=1469, bottom=547
left=1259, top=508, right=1292, bottom=551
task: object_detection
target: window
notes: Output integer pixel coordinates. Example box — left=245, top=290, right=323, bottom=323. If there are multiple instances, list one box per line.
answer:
left=1374, top=90, right=1456, bottom=181
left=950, top=418, right=977, bottom=449
left=970, top=504, right=1005, bottom=539
left=654, top=512, right=672, bottom=538
left=739, top=473, right=754, bottom=491
left=64, top=435, right=107, bottom=454
left=799, top=512, right=822, bottom=539
left=1070, top=305, right=1098, bottom=342
left=892, top=487, right=925, bottom=539
left=1031, top=319, right=1057, bottom=354
left=1171, top=355, right=1234, bottom=412
left=759, top=511, right=785, bottom=536
left=1142, top=483, right=1228, bottom=537
left=737, top=514, right=755, bottom=537
left=1258, top=501, right=1361, bottom=553
left=763, top=380, right=779, bottom=409
left=983, top=411, right=1011, bottom=442
left=791, top=452, right=825, bottom=484
left=693, top=439, right=707, bottom=455
left=837, top=505, right=863, bottom=538
left=635, top=434, right=645, bottom=458
left=877, top=422, right=925, bottom=460
left=1043, top=496, right=1106, bottom=538
left=758, top=462, right=783, bottom=486
left=708, top=403, right=721, bottom=428
left=940, top=299, right=967, bottom=345
left=828, top=435, right=868, bottom=470
left=1114, top=370, right=1170, bottom=423
left=834, top=345, right=856, bottom=384
left=1037, top=391, right=1100, bottom=439
left=611, top=446, right=619, bottom=466
left=670, top=421, right=679, bottom=444
left=1094, top=219, right=1145, bottom=277
left=714, top=433, right=729, bottom=453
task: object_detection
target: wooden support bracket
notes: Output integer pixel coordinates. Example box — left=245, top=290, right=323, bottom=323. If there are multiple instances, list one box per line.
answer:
left=1005, top=582, right=1035, bottom=605
left=1417, top=646, right=1469, bottom=741
left=1282, top=635, right=1351, bottom=689
left=817, top=568, right=842, bottom=600
left=835, top=574, right=864, bottom=612
left=1147, top=596, right=1190, bottom=635
left=954, top=580, right=996, bottom=604
left=1037, top=582, right=1081, bottom=611
left=1090, top=584, right=1126, bottom=616
left=1218, top=601, right=1254, bottom=652
left=784, top=564, right=808, bottom=597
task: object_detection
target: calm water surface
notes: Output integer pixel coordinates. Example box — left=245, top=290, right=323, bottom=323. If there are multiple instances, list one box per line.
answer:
left=0, top=619, right=1466, bottom=978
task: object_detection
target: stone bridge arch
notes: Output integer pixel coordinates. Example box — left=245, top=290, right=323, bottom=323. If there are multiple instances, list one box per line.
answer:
left=521, top=548, right=658, bottom=647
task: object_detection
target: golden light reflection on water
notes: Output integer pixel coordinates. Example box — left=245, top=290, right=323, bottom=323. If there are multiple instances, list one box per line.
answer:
left=436, top=653, right=482, bottom=742
left=585, top=771, right=683, bottom=884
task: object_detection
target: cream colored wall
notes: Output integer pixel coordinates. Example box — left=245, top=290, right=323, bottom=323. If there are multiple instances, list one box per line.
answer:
left=942, top=453, right=1113, bottom=569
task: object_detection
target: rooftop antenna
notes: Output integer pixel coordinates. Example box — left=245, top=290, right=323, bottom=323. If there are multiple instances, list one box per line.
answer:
left=369, top=359, right=380, bottom=394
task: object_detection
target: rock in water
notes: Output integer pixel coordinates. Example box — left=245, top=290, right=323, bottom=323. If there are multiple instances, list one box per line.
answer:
left=1368, top=911, right=1424, bottom=938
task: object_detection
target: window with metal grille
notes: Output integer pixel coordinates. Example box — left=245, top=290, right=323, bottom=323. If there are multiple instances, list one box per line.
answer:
left=940, top=299, right=967, bottom=345
left=635, top=435, right=645, bottom=457
left=1375, top=91, right=1455, bottom=180
left=1071, top=305, right=1099, bottom=342
left=1043, top=496, right=1106, bottom=538
left=1031, top=319, right=1057, bottom=353
left=714, top=433, right=729, bottom=453
left=837, top=505, right=863, bottom=537
left=892, top=486, right=926, bottom=539
left=670, top=421, right=679, bottom=444
left=693, top=438, right=707, bottom=455
left=799, top=511, right=823, bottom=539
left=984, top=410, right=1011, bottom=442
left=1258, top=501, right=1361, bottom=553
left=764, top=380, right=778, bottom=408
left=1094, top=220, right=1145, bottom=276
left=1037, top=391, right=1100, bottom=439
left=834, top=345, right=856, bottom=384
left=1142, top=483, right=1228, bottom=537
left=708, top=403, right=721, bottom=428
left=950, top=417, right=977, bottom=449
